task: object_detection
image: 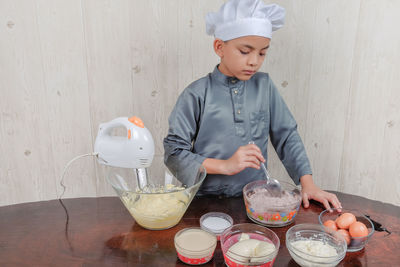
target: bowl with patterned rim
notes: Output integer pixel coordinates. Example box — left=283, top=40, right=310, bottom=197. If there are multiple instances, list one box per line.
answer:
left=243, top=180, right=302, bottom=227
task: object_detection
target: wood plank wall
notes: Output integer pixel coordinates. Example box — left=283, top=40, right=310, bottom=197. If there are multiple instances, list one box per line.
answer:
left=1, top=0, right=399, bottom=206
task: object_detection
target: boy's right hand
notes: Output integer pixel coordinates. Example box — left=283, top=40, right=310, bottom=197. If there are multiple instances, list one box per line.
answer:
left=222, top=144, right=265, bottom=175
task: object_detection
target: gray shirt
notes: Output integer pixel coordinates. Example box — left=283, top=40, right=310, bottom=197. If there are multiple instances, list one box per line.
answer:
left=163, top=66, right=312, bottom=197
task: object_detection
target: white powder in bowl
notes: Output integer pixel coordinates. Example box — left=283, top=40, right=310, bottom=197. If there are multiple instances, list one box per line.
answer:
left=202, top=216, right=232, bottom=232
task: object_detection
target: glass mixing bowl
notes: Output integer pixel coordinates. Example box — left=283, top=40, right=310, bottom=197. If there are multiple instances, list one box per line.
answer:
left=243, top=180, right=302, bottom=227
left=286, top=223, right=347, bottom=267
left=106, top=159, right=206, bottom=230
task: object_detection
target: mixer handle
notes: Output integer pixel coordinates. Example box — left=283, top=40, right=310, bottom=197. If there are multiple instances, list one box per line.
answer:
left=97, top=117, right=135, bottom=138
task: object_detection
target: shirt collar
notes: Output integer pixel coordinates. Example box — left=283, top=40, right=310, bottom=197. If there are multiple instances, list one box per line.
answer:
left=211, top=65, right=244, bottom=87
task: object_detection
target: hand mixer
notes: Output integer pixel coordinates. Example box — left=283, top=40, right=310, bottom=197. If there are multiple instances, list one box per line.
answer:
left=59, top=115, right=155, bottom=198
left=59, top=116, right=206, bottom=233
left=58, top=116, right=155, bottom=249
left=94, top=116, right=155, bottom=189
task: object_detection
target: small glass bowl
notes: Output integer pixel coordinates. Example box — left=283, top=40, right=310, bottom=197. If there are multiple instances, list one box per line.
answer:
left=200, top=212, right=233, bottom=240
left=220, top=223, right=280, bottom=267
left=319, top=208, right=375, bottom=252
left=286, top=223, right=347, bottom=267
left=174, top=227, right=217, bottom=265
left=243, top=180, right=302, bottom=227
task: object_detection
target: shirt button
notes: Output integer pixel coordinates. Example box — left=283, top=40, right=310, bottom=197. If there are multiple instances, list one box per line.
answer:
left=231, top=79, right=237, bottom=84
left=233, top=89, right=238, bottom=94
left=237, top=109, right=241, bottom=114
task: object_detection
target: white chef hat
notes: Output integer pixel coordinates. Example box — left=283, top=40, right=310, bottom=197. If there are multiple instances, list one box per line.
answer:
left=205, top=0, right=285, bottom=41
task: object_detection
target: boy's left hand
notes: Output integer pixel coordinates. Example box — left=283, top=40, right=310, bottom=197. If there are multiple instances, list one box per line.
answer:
left=300, top=175, right=342, bottom=212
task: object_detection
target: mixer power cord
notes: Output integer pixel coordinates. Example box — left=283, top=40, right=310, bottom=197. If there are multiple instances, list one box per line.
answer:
left=58, top=152, right=99, bottom=251
left=59, top=152, right=99, bottom=200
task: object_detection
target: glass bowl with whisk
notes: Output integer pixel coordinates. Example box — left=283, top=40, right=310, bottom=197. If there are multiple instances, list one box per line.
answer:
left=105, top=157, right=206, bottom=230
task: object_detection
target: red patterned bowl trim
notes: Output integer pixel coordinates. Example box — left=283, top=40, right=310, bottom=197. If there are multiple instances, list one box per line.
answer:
left=177, top=251, right=214, bottom=265
left=223, top=253, right=275, bottom=267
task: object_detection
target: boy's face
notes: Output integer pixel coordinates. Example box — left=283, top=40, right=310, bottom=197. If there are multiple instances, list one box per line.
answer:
left=214, top=36, right=270, bottom=81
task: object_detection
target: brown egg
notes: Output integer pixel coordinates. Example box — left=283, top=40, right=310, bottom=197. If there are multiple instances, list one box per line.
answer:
left=323, top=220, right=338, bottom=231
left=335, top=213, right=356, bottom=229
left=337, top=229, right=351, bottom=245
left=349, top=221, right=369, bottom=238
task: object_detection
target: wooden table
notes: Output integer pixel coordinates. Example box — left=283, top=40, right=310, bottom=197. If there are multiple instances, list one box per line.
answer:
left=0, top=192, right=399, bottom=266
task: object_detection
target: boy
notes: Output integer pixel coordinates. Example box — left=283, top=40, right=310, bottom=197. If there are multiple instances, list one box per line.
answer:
left=164, top=0, right=341, bottom=211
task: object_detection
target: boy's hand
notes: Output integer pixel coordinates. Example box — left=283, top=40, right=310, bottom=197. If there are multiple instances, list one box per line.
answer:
left=223, top=144, right=265, bottom=175
left=300, top=175, right=342, bottom=212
